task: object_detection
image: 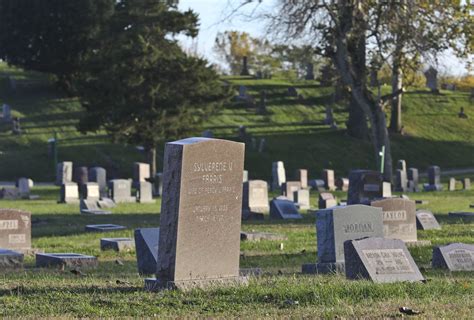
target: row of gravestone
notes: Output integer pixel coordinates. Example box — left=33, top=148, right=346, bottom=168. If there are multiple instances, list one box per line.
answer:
left=0, top=178, right=37, bottom=200
left=60, top=179, right=155, bottom=206
left=448, top=177, right=471, bottom=191
left=2, top=138, right=473, bottom=291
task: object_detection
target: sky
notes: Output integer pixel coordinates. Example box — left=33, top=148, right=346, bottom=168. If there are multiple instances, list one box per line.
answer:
left=178, top=0, right=471, bottom=76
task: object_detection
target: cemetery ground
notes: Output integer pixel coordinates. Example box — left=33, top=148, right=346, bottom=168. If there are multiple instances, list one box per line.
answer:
left=0, top=186, right=473, bottom=317
left=1, top=63, right=473, bottom=182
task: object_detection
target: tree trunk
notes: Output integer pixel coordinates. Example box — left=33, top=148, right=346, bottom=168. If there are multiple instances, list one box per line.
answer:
left=334, top=0, right=393, bottom=182
left=390, top=39, right=403, bottom=132
left=347, top=96, right=369, bottom=139
left=147, top=146, right=157, bottom=178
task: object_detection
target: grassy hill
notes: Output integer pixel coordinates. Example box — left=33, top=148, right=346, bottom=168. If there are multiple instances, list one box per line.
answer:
left=0, top=62, right=473, bottom=181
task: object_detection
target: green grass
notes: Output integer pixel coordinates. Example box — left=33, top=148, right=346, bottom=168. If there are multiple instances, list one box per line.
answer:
left=0, top=186, right=473, bottom=317
left=1, top=63, right=473, bottom=181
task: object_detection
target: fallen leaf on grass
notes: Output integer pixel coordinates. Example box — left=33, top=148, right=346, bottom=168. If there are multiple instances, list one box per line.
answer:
left=399, top=307, right=423, bottom=315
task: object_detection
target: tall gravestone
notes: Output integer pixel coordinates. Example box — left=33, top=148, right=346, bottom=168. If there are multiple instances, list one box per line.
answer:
left=137, top=181, right=155, bottom=203
left=294, top=189, right=310, bottom=210
left=295, top=169, right=308, bottom=189
left=448, top=177, right=456, bottom=191
left=424, top=166, right=442, bottom=191
left=0, top=209, right=31, bottom=252
left=371, top=198, right=424, bottom=245
left=242, top=180, right=269, bottom=219
left=271, top=161, right=286, bottom=191
left=89, top=167, right=107, bottom=198
left=133, top=162, right=150, bottom=187
left=302, top=205, right=383, bottom=274
left=56, top=161, right=73, bottom=186
left=322, top=169, right=336, bottom=191
left=145, top=138, right=247, bottom=291
left=59, top=183, right=79, bottom=204
left=74, top=166, right=88, bottom=196
left=2, top=104, right=11, bottom=122
left=347, top=170, right=383, bottom=205
left=305, top=63, right=314, bottom=80
left=17, top=178, right=30, bottom=199
left=109, top=179, right=135, bottom=203
left=407, top=168, right=420, bottom=192
left=395, top=169, right=407, bottom=192
left=424, top=66, right=438, bottom=92
left=281, top=181, right=301, bottom=202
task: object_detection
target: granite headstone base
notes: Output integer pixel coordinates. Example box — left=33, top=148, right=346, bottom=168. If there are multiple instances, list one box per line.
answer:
left=36, top=253, right=98, bottom=268
left=242, top=210, right=265, bottom=221
left=144, top=275, right=249, bottom=291
left=100, top=238, right=135, bottom=251
left=301, top=262, right=345, bottom=274
left=0, top=249, right=24, bottom=268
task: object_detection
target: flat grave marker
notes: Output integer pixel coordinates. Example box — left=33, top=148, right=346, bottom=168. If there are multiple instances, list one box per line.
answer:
left=100, top=238, right=135, bottom=252
left=416, top=210, right=441, bottom=230
left=432, top=243, right=474, bottom=271
left=344, top=237, right=424, bottom=283
left=85, top=224, right=126, bottom=232
left=36, top=253, right=98, bottom=268
left=270, top=198, right=302, bottom=220
left=0, top=249, right=23, bottom=269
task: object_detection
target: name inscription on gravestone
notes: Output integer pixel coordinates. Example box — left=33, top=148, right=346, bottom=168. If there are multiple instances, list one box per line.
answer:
left=0, top=209, right=31, bottom=250
left=363, top=249, right=414, bottom=274
left=447, top=249, right=474, bottom=270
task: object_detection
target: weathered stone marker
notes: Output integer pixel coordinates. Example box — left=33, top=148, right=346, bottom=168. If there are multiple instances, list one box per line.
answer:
left=137, top=181, right=155, bottom=203
left=463, top=178, right=471, bottom=190
left=302, top=205, right=383, bottom=274
left=344, top=237, right=424, bottom=283
left=416, top=210, right=441, bottom=230
left=295, top=169, right=308, bottom=189
left=281, top=181, right=301, bottom=202
left=59, top=183, right=79, bottom=204
left=84, top=182, right=100, bottom=200
left=322, top=169, right=336, bottom=191
left=271, top=161, right=286, bottom=191
left=242, top=180, right=268, bottom=220
left=85, top=224, right=126, bottom=232
left=89, top=167, right=107, bottom=198
left=56, top=161, right=73, bottom=186
left=348, top=170, right=383, bottom=205
left=294, top=189, right=310, bottom=210
left=0, top=249, right=24, bottom=269
left=448, top=177, right=456, bottom=191
left=36, top=253, right=98, bottom=268
left=318, top=192, right=337, bottom=209
left=424, top=165, right=442, bottom=191
left=0, top=209, right=31, bottom=251
left=269, top=198, right=302, bottom=219
left=240, top=231, right=287, bottom=242
left=371, top=198, right=428, bottom=246
left=134, top=228, right=160, bottom=275
left=407, top=168, right=420, bottom=192
left=100, top=238, right=135, bottom=252
left=336, top=177, right=349, bottom=192
left=432, top=243, right=474, bottom=271
left=145, top=138, right=247, bottom=290
left=133, top=162, right=150, bottom=187
left=109, top=179, right=135, bottom=203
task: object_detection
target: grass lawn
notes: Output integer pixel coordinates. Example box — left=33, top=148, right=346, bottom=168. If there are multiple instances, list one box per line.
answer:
left=0, top=185, right=473, bottom=318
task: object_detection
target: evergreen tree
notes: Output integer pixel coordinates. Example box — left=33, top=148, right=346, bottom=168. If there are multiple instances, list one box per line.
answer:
left=0, top=0, right=115, bottom=92
left=77, top=0, right=231, bottom=176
